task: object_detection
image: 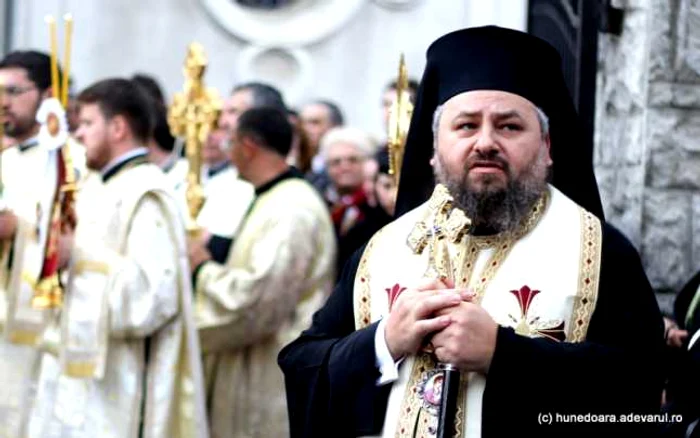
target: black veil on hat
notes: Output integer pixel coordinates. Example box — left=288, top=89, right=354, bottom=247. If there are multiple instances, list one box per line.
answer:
left=394, top=25, right=604, bottom=219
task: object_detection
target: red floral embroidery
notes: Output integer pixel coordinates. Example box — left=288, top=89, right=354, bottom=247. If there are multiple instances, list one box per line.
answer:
left=510, top=285, right=540, bottom=318
left=509, top=285, right=566, bottom=342
left=386, top=283, right=407, bottom=310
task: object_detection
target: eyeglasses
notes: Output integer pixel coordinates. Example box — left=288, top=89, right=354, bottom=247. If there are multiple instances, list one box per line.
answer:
left=327, top=156, right=364, bottom=167
left=2, top=85, right=37, bottom=98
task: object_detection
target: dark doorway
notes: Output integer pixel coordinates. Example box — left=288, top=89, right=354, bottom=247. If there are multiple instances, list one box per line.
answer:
left=527, top=0, right=606, bottom=161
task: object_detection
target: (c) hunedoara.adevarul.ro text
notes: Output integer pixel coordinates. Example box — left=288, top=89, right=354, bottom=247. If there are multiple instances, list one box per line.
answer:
left=537, top=412, right=683, bottom=425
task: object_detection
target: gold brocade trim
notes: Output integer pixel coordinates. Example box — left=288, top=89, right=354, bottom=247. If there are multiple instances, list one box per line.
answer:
left=395, top=243, right=513, bottom=438
left=569, top=209, right=602, bottom=342
left=21, top=271, right=37, bottom=287
left=64, top=361, right=97, bottom=378
left=397, top=355, right=430, bottom=437
left=354, top=230, right=383, bottom=330
left=394, top=192, right=550, bottom=437
left=6, top=329, right=39, bottom=346
left=74, top=259, right=110, bottom=275
left=410, top=360, right=470, bottom=438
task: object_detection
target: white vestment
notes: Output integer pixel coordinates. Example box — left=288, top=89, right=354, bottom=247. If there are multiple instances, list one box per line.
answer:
left=354, top=185, right=602, bottom=438
left=26, top=161, right=208, bottom=438
left=195, top=175, right=337, bottom=438
left=170, top=160, right=254, bottom=239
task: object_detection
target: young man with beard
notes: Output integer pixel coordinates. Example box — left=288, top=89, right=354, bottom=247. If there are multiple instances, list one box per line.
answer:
left=279, top=26, right=665, bottom=438
left=25, top=78, right=208, bottom=438
left=0, top=51, right=86, bottom=438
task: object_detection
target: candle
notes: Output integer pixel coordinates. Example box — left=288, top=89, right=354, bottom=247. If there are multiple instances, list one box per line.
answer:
left=62, top=14, right=73, bottom=107
left=46, top=16, right=60, bottom=100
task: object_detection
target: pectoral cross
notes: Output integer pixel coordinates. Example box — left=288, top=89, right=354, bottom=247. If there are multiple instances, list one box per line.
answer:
left=406, top=184, right=471, bottom=282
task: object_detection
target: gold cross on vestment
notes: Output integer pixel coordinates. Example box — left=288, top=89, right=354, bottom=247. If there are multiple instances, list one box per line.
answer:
left=406, top=184, right=472, bottom=281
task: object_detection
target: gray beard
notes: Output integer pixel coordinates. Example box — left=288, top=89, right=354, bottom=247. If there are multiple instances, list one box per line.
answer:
left=435, top=153, right=549, bottom=234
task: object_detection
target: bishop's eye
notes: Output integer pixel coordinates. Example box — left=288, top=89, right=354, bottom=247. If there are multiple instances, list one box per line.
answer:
left=500, top=123, right=523, bottom=132
left=457, top=122, right=478, bottom=131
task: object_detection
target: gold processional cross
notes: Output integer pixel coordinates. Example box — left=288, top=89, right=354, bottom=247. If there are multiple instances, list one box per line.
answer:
left=168, top=43, right=221, bottom=237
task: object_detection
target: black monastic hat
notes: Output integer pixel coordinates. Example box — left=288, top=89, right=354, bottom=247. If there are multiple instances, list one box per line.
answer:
left=394, top=26, right=604, bottom=219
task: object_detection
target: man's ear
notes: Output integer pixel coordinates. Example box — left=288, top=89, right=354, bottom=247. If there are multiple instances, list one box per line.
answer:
left=240, top=135, right=257, bottom=159
left=430, top=148, right=437, bottom=167
left=543, top=133, right=553, bottom=166
left=430, top=137, right=439, bottom=167
left=109, top=114, right=129, bottom=141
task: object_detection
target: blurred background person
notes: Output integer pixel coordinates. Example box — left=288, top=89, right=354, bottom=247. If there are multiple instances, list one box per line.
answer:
left=319, top=126, right=382, bottom=277
left=300, top=99, right=345, bottom=194
left=380, top=77, right=419, bottom=147
left=188, top=107, right=336, bottom=438
left=286, top=108, right=314, bottom=174
left=131, top=73, right=179, bottom=175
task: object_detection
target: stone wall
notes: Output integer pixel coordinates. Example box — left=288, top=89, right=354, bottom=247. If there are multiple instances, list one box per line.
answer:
left=596, top=0, right=700, bottom=313
left=5, top=0, right=526, bottom=139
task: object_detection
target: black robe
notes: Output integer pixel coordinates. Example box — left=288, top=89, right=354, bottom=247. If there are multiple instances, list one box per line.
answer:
left=663, top=272, right=700, bottom=437
left=278, top=223, right=666, bottom=437
left=673, top=271, right=700, bottom=335
left=335, top=204, right=392, bottom=282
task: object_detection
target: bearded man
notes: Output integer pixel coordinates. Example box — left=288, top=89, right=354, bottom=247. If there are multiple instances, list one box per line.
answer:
left=278, top=26, right=665, bottom=438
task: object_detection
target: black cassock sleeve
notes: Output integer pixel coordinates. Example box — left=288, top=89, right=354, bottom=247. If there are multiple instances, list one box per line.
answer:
left=278, top=242, right=390, bottom=438
left=482, top=223, right=665, bottom=436
left=279, top=223, right=666, bottom=438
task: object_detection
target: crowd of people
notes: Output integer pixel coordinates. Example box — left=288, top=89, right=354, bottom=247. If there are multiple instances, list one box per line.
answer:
left=0, top=24, right=697, bottom=438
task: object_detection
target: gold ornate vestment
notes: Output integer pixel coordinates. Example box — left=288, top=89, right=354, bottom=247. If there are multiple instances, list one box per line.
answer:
left=195, top=177, right=336, bottom=438
left=354, top=184, right=602, bottom=438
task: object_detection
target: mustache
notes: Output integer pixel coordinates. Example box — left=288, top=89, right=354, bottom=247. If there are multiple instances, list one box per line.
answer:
left=464, top=150, right=510, bottom=173
left=1, top=112, right=16, bottom=124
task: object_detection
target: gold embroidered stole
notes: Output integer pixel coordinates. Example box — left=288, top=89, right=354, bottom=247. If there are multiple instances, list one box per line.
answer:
left=353, top=185, right=602, bottom=438
left=59, top=161, right=149, bottom=379
left=59, top=170, right=145, bottom=379
left=4, top=148, right=60, bottom=346
left=58, top=166, right=208, bottom=435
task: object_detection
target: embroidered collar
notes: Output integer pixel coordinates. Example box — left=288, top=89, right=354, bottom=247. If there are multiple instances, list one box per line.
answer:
left=18, top=136, right=40, bottom=153
left=206, top=161, right=230, bottom=178
left=160, top=153, right=178, bottom=173
left=254, top=167, right=302, bottom=196
left=101, top=148, right=149, bottom=183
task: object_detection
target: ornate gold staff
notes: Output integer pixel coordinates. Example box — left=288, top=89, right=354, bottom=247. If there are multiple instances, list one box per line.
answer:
left=168, top=43, right=221, bottom=237
left=32, top=14, right=76, bottom=309
left=387, top=54, right=413, bottom=187
left=407, top=185, right=471, bottom=438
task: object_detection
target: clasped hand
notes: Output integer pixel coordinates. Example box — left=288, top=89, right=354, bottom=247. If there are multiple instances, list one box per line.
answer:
left=384, top=277, right=498, bottom=374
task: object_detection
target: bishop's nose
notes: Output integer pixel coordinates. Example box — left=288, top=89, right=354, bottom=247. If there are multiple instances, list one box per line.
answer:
left=473, top=126, right=498, bottom=155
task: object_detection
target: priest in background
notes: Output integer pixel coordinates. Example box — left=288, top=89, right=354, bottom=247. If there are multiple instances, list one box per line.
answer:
left=27, top=78, right=207, bottom=438
left=0, top=50, right=84, bottom=438
left=188, top=106, right=336, bottom=438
